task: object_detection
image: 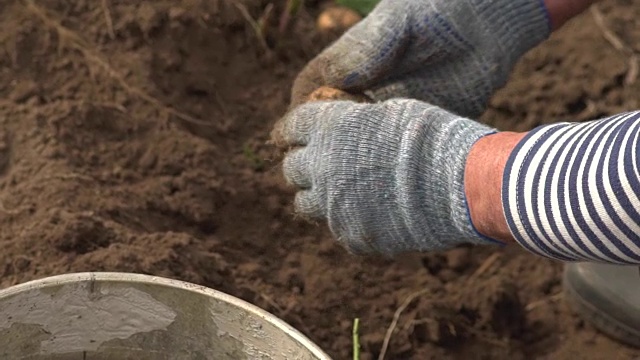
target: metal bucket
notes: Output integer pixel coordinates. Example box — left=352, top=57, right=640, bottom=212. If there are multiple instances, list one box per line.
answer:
left=0, top=272, right=331, bottom=360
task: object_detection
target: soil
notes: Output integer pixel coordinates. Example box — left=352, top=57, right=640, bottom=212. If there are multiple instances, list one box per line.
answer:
left=0, top=0, right=639, bottom=359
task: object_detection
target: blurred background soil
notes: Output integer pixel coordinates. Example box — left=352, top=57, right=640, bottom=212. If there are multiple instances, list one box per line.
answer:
left=0, top=0, right=639, bottom=358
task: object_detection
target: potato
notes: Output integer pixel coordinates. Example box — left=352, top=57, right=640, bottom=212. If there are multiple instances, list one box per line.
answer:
left=316, top=6, right=362, bottom=35
left=272, top=86, right=370, bottom=148
left=306, top=86, right=371, bottom=103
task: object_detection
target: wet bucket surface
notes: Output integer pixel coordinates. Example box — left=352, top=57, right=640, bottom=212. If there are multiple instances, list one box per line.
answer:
left=0, top=272, right=331, bottom=360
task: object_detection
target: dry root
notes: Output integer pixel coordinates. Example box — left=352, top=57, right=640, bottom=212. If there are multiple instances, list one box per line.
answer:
left=23, top=0, right=216, bottom=129
left=378, top=289, right=430, bottom=360
left=591, top=6, right=639, bottom=85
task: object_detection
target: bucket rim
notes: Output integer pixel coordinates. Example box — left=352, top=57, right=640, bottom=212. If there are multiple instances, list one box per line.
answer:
left=0, top=272, right=331, bottom=360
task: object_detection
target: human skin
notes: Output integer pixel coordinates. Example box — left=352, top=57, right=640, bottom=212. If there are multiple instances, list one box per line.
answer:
left=465, top=132, right=526, bottom=244
left=545, top=0, right=600, bottom=30
left=464, top=0, right=601, bottom=243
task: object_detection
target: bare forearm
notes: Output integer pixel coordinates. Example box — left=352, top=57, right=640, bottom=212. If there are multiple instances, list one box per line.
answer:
left=465, top=132, right=523, bottom=244
left=464, top=0, right=606, bottom=248
left=466, top=111, right=640, bottom=264
left=544, top=0, right=601, bottom=30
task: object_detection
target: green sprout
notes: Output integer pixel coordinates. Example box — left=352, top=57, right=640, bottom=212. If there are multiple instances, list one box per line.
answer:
left=336, top=0, right=381, bottom=15
left=243, top=143, right=265, bottom=171
left=353, top=318, right=361, bottom=360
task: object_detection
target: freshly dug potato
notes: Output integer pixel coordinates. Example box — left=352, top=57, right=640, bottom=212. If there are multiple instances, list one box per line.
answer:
left=271, top=87, right=370, bottom=148
left=316, top=6, right=362, bottom=34
left=306, top=86, right=371, bottom=103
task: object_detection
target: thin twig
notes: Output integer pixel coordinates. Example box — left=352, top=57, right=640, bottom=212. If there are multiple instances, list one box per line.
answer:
left=101, top=0, right=115, bottom=40
left=591, top=6, right=639, bottom=85
left=40, top=173, right=96, bottom=182
left=468, top=253, right=501, bottom=282
left=279, top=294, right=298, bottom=318
left=525, top=292, right=563, bottom=312
left=411, top=317, right=508, bottom=348
left=353, top=318, right=361, bottom=360
left=24, top=0, right=215, bottom=128
left=378, top=289, right=429, bottom=360
left=92, top=101, right=127, bottom=113
left=626, top=55, right=639, bottom=85
left=231, top=1, right=271, bottom=54
left=591, top=7, right=626, bottom=52
left=259, top=3, right=275, bottom=39
left=0, top=199, right=23, bottom=215
left=259, top=293, right=285, bottom=313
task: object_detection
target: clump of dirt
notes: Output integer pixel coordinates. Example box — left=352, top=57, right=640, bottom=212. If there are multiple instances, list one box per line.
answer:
left=0, top=0, right=639, bottom=359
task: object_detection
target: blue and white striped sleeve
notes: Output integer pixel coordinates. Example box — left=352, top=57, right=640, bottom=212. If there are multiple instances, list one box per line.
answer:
left=502, top=111, right=640, bottom=264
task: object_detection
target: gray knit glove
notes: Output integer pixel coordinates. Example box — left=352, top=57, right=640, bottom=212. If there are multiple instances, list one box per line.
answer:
left=281, top=99, right=497, bottom=255
left=292, top=0, right=551, bottom=117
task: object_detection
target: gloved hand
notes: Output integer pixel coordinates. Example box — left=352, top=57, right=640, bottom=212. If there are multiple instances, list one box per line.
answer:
left=281, top=99, right=497, bottom=255
left=292, top=0, right=551, bottom=118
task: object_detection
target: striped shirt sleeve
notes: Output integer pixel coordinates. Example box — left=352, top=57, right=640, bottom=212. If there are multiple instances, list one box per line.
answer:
left=502, top=111, right=640, bottom=264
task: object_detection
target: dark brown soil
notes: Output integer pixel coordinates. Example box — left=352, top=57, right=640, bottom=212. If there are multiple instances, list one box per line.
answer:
left=1, top=0, right=639, bottom=359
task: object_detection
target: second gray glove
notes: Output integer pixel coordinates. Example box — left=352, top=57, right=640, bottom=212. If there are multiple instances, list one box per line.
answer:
left=291, top=0, right=551, bottom=117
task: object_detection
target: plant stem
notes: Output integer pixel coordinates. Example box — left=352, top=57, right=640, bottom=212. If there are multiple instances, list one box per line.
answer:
left=279, top=0, right=302, bottom=33
left=353, top=318, right=361, bottom=360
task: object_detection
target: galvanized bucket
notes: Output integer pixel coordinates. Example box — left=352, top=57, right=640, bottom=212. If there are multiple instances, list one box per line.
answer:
left=0, top=272, right=331, bottom=360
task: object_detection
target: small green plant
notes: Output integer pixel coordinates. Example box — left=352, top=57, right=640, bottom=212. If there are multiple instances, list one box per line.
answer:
left=336, top=0, right=381, bottom=15
left=353, top=318, right=361, bottom=360
left=243, top=143, right=265, bottom=171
